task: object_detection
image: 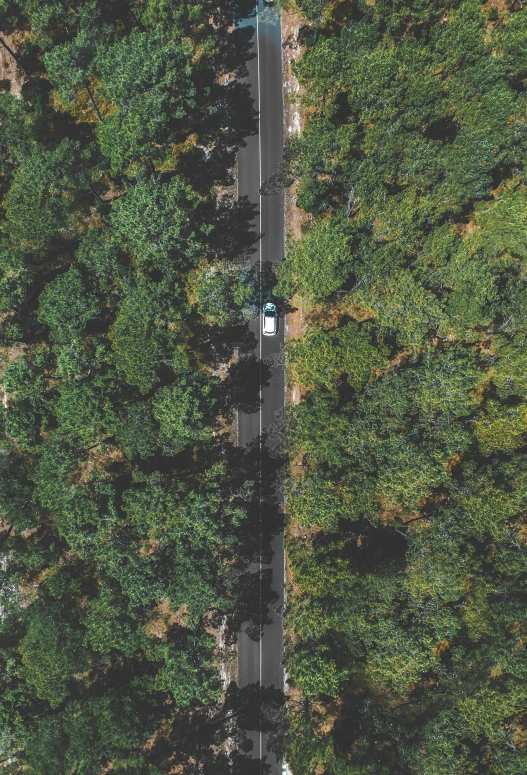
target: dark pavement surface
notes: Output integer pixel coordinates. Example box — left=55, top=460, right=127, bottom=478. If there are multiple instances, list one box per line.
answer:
left=237, top=3, right=286, bottom=774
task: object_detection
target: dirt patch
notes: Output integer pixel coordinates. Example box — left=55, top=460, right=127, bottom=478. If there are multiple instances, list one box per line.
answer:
left=0, top=344, right=26, bottom=410
left=76, top=443, right=126, bottom=485
left=145, top=599, right=189, bottom=640
left=388, top=349, right=412, bottom=370
left=139, top=539, right=161, bottom=556
left=284, top=295, right=307, bottom=405
left=517, top=524, right=527, bottom=547
left=453, top=220, right=479, bottom=237
left=0, top=32, right=27, bottom=97
left=287, top=518, right=323, bottom=545
left=311, top=696, right=344, bottom=734
left=285, top=294, right=306, bottom=341
left=281, top=9, right=304, bottom=139
left=281, top=6, right=309, bottom=243
left=19, top=566, right=52, bottom=606
left=20, top=526, right=38, bottom=539
left=0, top=345, right=25, bottom=373
left=214, top=617, right=238, bottom=689
left=307, top=297, right=375, bottom=331
left=281, top=7, right=309, bottom=411
left=483, top=0, right=509, bottom=15
left=280, top=6, right=319, bottom=730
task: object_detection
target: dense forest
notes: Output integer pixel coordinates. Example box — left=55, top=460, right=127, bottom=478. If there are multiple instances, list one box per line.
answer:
left=0, top=1, right=284, bottom=771
left=280, top=0, right=527, bottom=773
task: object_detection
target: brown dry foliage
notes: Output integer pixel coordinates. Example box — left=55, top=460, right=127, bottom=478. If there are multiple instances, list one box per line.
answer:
left=145, top=599, right=189, bottom=640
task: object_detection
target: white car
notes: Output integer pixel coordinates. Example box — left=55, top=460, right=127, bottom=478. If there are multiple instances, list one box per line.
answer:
left=262, top=302, right=278, bottom=336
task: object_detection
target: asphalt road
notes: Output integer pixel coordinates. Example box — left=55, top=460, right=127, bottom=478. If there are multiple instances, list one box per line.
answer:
left=237, top=3, right=285, bottom=774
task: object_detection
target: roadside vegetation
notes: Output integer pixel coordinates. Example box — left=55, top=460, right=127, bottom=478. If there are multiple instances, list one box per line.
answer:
left=0, top=1, right=284, bottom=771
left=280, top=1, right=527, bottom=773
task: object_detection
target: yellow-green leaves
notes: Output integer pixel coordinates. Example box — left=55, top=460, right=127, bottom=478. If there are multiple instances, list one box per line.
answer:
left=275, top=218, right=352, bottom=303
left=287, top=321, right=388, bottom=391
left=475, top=401, right=527, bottom=456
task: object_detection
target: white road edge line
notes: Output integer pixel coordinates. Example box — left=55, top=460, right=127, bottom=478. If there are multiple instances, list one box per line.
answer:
left=255, top=0, right=263, bottom=764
